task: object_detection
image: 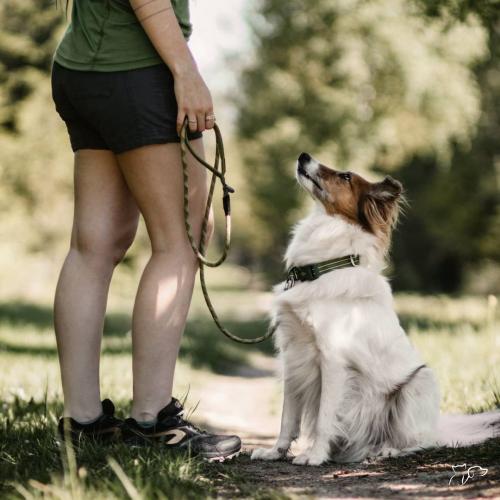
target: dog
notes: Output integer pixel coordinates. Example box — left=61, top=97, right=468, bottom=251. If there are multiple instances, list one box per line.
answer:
left=251, top=152, right=500, bottom=465
left=251, top=152, right=441, bottom=465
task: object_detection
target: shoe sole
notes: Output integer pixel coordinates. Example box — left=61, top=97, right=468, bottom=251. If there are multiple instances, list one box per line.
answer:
left=205, top=449, right=241, bottom=463
left=124, top=439, right=241, bottom=463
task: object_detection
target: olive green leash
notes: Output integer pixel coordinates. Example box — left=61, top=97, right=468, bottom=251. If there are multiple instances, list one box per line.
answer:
left=179, top=120, right=360, bottom=344
left=179, top=119, right=276, bottom=344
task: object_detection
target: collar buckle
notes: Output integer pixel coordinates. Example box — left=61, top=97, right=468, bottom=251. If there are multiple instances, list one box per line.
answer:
left=285, top=255, right=358, bottom=291
left=298, top=265, right=316, bottom=281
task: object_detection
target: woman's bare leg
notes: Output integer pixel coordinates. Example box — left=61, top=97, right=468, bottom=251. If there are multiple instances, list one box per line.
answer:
left=116, top=139, right=212, bottom=422
left=53, top=149, right=140, bottom=421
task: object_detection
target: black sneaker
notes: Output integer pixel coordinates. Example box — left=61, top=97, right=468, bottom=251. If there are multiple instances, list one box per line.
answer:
left=122, top=397, right=241, bottom=462
left=57, top=399, right=122, bottom=445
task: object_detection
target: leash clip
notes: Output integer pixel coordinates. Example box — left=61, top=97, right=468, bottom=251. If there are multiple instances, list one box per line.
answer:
left=285, top=267, right=298, bottom=291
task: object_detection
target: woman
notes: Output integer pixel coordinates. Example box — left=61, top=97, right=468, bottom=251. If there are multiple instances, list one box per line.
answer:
left=51, top=0, right=241, bottom=461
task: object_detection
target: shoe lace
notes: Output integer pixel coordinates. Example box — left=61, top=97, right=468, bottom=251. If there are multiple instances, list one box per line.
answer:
left=175, top=412, right=208, bottom=435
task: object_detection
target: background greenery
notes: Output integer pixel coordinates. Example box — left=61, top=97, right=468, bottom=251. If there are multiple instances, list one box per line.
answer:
left=236, top=0, right=499, bottom=287
left=0, top=1, right=499, bottom=498
left=1, top=0, right=498, bottom=292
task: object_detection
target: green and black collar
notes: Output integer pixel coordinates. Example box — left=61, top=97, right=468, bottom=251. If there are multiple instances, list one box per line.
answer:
left=285, top=254, right=360, bottom=290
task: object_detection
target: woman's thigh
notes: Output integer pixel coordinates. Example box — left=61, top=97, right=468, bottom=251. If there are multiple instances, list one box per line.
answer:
left=115, top=139, right=209, bottom=252
left=71, top=149, right=140, bottom=262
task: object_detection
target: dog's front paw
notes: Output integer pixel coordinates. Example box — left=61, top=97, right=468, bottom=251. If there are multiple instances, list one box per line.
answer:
left=251, top=447, right=284, bottom=461
left=292, top=453, right=311, bottom=465
left=292, top=449, right=328, bottom=466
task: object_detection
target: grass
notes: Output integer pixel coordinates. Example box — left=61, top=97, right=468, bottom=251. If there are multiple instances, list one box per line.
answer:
left=0, top=397, right=216, bottom=499
left=0, top=259, right=499, bottom=498
left=0, top=397, right=288, bottom=499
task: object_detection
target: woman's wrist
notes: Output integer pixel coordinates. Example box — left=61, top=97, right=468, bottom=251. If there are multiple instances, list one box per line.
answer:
left=170, top=54, right=199, bottom=79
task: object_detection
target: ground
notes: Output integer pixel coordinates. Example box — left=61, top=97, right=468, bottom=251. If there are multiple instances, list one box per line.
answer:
left=0, top=259, right=499, bottom=499
left=191, top=356, right=500, bottom=499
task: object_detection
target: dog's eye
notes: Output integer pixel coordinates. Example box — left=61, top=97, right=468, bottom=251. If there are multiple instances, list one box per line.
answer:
left=339, top=172, right=351, bottom=182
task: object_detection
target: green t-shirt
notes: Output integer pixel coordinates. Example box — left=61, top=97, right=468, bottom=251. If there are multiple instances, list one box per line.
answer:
left=53, top=0, right=192, bottom=71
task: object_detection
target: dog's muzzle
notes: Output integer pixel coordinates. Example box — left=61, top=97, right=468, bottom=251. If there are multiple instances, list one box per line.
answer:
left=297, top=153, right=322, bottom=191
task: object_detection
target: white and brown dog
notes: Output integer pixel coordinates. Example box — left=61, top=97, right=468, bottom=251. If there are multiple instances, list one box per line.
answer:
left=251, top=153, right=498, bottom=466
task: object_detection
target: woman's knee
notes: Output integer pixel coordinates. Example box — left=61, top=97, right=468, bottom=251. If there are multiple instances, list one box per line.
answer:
left=71, top=219, right=138, bottom=266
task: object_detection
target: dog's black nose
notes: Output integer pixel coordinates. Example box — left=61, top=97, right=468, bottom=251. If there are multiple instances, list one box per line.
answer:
left=298, top=152, right=311, bottom=165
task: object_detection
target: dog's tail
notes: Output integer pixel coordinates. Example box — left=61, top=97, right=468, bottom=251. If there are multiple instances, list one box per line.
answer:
left=436, top=411, right=500, bottom=447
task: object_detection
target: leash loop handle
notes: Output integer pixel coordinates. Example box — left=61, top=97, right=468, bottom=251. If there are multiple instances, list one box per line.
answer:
left=180, top=119, right=230, bottom=268
left=180, top=118, right=275, bottom=344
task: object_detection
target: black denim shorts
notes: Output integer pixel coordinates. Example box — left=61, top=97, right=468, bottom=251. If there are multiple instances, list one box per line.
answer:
left=51, top=61, right=202, bottom=154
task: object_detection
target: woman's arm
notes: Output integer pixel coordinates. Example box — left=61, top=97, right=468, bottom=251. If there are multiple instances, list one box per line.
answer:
left=129, top=0, right=213, bottom=133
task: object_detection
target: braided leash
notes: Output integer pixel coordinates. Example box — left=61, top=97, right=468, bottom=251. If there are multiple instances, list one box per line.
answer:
left=179, top=118, right=276, bottom=344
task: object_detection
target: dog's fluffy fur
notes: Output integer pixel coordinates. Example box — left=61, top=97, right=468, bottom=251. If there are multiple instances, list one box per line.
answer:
left=251, top=154, right=499, bottom=466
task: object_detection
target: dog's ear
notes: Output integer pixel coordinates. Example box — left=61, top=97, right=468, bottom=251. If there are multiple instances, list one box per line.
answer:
left=369, top=176, right=403, bottom=201
left=359, top=176, right=404, bottom=232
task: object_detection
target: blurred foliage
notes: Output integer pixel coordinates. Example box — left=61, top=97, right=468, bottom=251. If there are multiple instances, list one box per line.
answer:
left=388, top=21, right=500, bottom=292
left=0, top=0, right=498, bottom=294
left=0, top=0, right=73, bottom=254
left=415, top=0, right=500, bottom=28
left=236, top=0, right=498, bottom=291
left=0, top=0, right=62, bottom=132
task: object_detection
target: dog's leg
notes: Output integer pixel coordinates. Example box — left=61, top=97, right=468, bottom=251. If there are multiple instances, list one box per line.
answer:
left=292, top=360, right=346, bottom=466
left=251, top=367, right=301, bottom=461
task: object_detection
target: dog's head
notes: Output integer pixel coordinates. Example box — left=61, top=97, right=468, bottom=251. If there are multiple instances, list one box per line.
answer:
left=296, top=152, right=404, bottom=247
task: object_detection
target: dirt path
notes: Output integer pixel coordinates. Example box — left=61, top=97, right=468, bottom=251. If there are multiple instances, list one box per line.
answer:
left=190, top=354, right=280, bottom=448
left=190, top=355, right=500, bottom=499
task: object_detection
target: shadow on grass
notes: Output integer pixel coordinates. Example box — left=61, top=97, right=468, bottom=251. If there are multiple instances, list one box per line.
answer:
left=182, top=317, right=275, bottom=374
left=1, top=298, right=484, bottom=339
left=0, top=299, right=275, bottom=375
left=0, top=300, right=131, bottom=336
left=1, top=297, right=489, bottom=375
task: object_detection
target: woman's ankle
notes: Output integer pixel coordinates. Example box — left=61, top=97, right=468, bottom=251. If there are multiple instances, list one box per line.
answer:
left=64, top=400, right=103, bottom=423
left=130, top=396, right=172, bottom=422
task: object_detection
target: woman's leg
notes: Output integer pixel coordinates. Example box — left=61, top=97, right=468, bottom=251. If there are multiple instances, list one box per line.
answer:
left=116, top=139, right=212, bottom=422
left=54, top=149, right=140, bottom=421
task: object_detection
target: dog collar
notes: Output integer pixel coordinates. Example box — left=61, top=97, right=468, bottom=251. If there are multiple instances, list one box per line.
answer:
left=285, top=254, right=360, bottom=290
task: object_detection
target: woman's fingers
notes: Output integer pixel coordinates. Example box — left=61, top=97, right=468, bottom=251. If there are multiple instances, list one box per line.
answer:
left=176, top=108, right=187, bottom=136
left=177, top=109, right=214, bottom=134
left=205, top=109, right=215, bottom=130
left=197, top=111, right=206, bottom=132
left=187, top=113, right=198, bottom=133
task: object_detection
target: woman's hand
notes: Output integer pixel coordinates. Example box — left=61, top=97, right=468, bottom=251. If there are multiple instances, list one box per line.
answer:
left=173, top=64, right=215, bottom=135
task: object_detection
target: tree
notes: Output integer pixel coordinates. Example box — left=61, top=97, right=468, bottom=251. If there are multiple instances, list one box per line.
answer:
left=236, top=0, right=489, bottom=281
left=415, top=0, right=500, bottom=29
left=387, top=12, right=500, bottom=292
left=0, top=1, right=79, bottom=255
left=0, top=0, right=63, bottom=132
